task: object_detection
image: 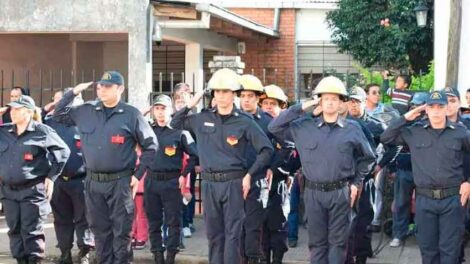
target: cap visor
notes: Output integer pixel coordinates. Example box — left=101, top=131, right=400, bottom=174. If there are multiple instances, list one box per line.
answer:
left=97, top=80, right=118, bottom=85
left=6, top=102, right=25, bottom=108
left=349, top=96, right=364, bottom=102
left=426, top=101, right=447, bottom=105
left=153, top=102, right=168, bottom=106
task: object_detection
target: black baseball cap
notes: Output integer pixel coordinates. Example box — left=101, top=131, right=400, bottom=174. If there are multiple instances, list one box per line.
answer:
left=7, top=95, right=36, bottom=110
left=97, top=71, right=124, bottom=85
left=443, top=87, right=460, bottom=98
left=426, top=90, right=448, bottom=105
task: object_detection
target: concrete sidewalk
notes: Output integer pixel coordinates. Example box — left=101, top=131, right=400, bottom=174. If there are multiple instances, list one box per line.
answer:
left=0, top=215, right=468, bottom=263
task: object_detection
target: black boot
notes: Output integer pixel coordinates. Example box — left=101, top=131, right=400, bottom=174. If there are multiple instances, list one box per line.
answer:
left=154, top=251, right=165, bottom=264
left=272, top=251, right=284, bottom=264
left=27, top=257, right=42, bottom=264
left=58, top=250, right=73, bottom=264
left=78, top=247, right=91, bottom=264
left=247, top=257, right=263, bottom=264
left=355, top=256, right=367, bottom=264
left=264, top=251, right=271, bottom=264
left=165, top=251, right=177, bottom=264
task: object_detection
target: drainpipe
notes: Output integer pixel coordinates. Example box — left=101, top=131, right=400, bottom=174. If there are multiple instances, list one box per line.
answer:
left=273, top=8, right=281, bottom=33
left=147, top=4, right=153, bottom=61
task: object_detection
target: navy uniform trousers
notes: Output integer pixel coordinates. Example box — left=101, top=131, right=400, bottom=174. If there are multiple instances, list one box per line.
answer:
left=0, top=182, right=50, bottom=261
left=51, top=176, right=94, bottom=252
left=84, top=175, right=134, bottom=264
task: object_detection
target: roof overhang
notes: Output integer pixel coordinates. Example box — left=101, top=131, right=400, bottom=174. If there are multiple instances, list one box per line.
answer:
left=153, top=0, right=339, bottom=9
left=152, top=1, right=280, bottom=40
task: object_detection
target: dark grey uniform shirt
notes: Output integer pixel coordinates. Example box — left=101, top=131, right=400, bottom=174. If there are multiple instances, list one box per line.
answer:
left=268, top=104, right=376, bottom=186
left=0, top=121, right=70, bottom=185
left=381, top=116, right=470, bottom=188
left=53, top=90, right=158, bottom=179
left=171, top=105, right=273, bottom=176
left=245, top=108, right=273, bottom=172
left=45, top=116, right=86, bottom=178
left=149, top=124, right=197, bottom=176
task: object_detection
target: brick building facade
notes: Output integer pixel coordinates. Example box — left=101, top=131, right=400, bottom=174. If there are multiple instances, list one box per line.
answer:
left=230, top=8, right=296, bottom=98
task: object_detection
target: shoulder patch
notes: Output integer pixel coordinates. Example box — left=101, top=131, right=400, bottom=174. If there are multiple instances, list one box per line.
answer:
left=84, top=100, right=99, bottom=106
left=182, top=130, right=195, bottom=145
left=237, top=110, right=254, bottom=120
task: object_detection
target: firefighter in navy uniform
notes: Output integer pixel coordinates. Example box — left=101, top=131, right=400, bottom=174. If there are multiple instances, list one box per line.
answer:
left=0, top=95, right=70, bottom=264
left=238, top=74, right=273, bottom=264
left=44, top=91, right=94, bottom=264
left=53, top=71, right=158, bottom=264
left=442, top=87, right=470, bottom=263
left=171, top=68, right=274, bottom=264
left=145, top=94, right=197, bottom=264
left=381, top=90, right=470, bottom=264
left=259, top=84, right=294, bottom=264
left=268, top=76, right=376, bottom=264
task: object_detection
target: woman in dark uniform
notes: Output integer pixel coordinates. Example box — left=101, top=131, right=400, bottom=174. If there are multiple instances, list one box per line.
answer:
left=0, top=95, right=70, bottom=264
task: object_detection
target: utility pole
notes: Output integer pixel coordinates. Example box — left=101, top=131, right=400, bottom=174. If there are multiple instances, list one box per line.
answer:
left=445, top=0, right=462, bottom=88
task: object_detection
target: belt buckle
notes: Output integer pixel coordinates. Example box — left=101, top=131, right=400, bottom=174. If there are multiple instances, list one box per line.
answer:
left=432, top=189, right=442, bottom=199
left=215, top=173, right=223, bottom=181
left=62, top=176, right=70, bottom=181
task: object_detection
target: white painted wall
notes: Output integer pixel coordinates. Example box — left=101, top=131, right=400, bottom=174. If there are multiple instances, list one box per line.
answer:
left=458, top=1, right=470, bottom=105
left=434, top=0, right=450, bottom=90
left=185, top=43, right=204, bottom=110
left=296, top=9, right=332, bottom=42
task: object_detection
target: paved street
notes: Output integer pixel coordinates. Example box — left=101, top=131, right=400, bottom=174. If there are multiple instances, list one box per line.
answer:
left=0, top=215, right=468, bottom=264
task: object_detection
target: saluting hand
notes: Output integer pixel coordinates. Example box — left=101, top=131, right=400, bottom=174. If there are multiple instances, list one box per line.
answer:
left=460, top=182, right=470, bottom=206
left=350, top=184, right=359, bottom=208
left=187, top=89, right=205, bottom=109
left=130, top=176, right=139, bottom=199
left=302, top=97, right=321, bottom=112
left=73, top=82, right=94, bottom=95
left=404, top=105, right=426, bottom=121
left=242, top=174, right=251, bottom=200
left=44, top=178, right=54, bottom=202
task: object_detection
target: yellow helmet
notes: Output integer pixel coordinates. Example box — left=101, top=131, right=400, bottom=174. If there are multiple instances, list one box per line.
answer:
left=313, top=76, right=348, bottom=98
left=260, top=84, right=288, bottom=108
left=207, top=68, right=240, bottom=91
left=239, top=74, right=264, bottom=93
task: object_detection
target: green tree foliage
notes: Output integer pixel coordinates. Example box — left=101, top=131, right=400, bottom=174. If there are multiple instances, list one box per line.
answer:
left=326, top=0, right=434, bottom=74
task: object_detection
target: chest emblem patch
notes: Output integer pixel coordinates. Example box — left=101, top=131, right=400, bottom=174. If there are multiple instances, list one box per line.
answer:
left=164, top=146, right=177, bottom=156
left=226, top=136, right=238, bottom=146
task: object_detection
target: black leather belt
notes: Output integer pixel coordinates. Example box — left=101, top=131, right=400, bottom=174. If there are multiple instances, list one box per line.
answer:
left=201, top=171, right=246, bottom=182
left=305, top=178, right=349, bottom=192
left=3, top=177, right=45, bottom=191
left=148, top=171, right=180, bottom=181
left=60, top=173, right=86, bottom=181
left=88, top=170, right=132, bottom=182
left=416, top=186, right=460, bottom=200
